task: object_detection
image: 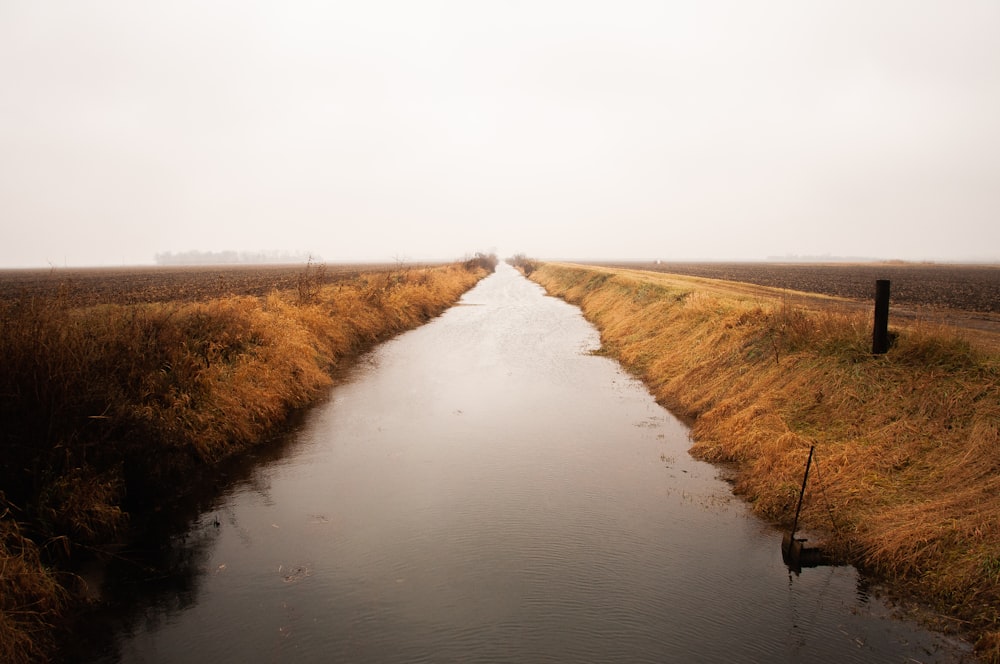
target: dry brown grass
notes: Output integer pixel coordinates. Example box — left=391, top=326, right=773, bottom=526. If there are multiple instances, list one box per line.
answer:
left=533, top=262, right=1000, bottom=661
left=1, top=500, right=67, bottom=664
left=0, top=261, right=489, bottom=662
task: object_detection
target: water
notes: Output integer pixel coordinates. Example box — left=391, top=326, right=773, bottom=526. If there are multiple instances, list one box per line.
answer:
left=80, top=263, right=974, bottom=663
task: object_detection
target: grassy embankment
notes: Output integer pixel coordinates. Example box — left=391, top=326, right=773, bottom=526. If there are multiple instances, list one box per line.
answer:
left=529, top=261, right=999, bottom=661
left=0, top=258, right=494, bottom=663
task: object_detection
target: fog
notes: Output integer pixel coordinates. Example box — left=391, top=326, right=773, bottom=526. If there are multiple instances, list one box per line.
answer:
left=2, top=1, right=998, bottom=267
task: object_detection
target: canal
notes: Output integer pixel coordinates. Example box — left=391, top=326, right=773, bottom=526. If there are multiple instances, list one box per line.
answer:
left=80, top=263, right=973, bottom=663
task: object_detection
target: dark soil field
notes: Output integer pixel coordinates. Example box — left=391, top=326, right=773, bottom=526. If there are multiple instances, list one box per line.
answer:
left=594, top=261, right=1000, bottom=313
left=0, top=262, right=421, bottom=307
left=589, top=261, right=1000, bottom=352
left=9, top=261, right=996, bottom=313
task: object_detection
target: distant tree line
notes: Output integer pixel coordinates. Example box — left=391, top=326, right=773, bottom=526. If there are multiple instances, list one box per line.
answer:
left=462, top=252, right=499, bottom=272
left=155, top=250, right=320, bottom=266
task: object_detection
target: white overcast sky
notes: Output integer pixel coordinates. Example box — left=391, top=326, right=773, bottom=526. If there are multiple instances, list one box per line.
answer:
left=2, top=1, right=999, bottom=267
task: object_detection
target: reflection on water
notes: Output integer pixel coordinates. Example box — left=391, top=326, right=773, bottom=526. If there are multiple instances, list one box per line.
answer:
left=78, top=264, right=975, bottom=663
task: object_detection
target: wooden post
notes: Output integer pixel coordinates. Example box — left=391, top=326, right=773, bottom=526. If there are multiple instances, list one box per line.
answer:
left=872, top=279, right=891, bottom=355
left=782, top=445, right=814, bottom=571
left=790, top=445, right=814, bottom=542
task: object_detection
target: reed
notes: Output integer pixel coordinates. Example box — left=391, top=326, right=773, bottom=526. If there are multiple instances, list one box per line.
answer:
left=0, top=504, right=67, bottom=664
left=532, top=262, right=1000, bottom=661
left=0, top=260, right=490, bottom=662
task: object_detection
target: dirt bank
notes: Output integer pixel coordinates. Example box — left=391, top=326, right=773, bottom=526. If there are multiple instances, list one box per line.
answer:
left=531, top=262, right=999, bottom=662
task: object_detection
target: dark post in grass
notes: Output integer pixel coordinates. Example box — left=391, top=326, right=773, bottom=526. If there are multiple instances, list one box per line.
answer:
left=872, top=279, right=891, bottom=355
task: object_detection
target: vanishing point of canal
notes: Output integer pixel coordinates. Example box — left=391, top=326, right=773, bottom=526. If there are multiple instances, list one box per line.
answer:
left=79, top=263, right=975, bottom=663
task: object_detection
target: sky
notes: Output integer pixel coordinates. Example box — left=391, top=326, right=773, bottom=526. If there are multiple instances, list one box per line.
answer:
left=1, top=1, right=999, bottom=267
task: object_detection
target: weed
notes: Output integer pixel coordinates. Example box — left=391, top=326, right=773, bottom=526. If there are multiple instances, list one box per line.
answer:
left=464, top=252, right=499, bottom=273
left=0, top=498, right=67, bottom=664
left=507, top=254, right=538, bottom=275
left=295, top=256, right=328, bottom=304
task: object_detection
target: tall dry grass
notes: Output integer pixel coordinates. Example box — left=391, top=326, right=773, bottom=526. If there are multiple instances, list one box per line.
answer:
left=0, top=261, right=489, bottom=662
left=0, top=501, right=67, bottom=664
left=533, top=262, right=1000, bottom=662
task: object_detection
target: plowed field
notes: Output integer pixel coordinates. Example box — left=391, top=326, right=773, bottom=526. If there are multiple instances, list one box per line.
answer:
left=593, top=262, right=1000, bottom=314
left=586, top=261, right=1000, bottom=352
left=0, top=263, right=415, bottom=307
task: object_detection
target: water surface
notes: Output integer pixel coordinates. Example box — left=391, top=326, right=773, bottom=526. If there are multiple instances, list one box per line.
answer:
left=85, top=263, right=974, bottom=663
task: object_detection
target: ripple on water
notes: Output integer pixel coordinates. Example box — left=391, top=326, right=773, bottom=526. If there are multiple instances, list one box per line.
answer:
left=83, top=265, right=975, bottom=664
